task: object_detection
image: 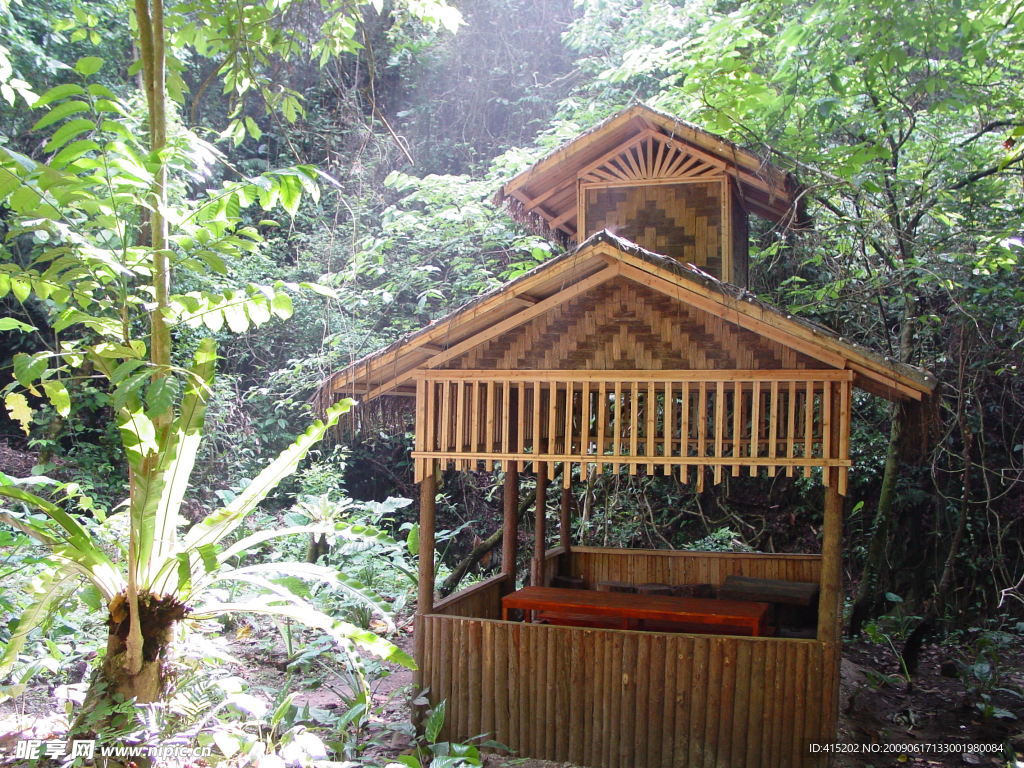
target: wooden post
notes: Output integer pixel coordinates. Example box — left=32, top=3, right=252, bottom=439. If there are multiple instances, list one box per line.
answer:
left=818, top=394, right=845, bottom=751
left=502, top=461, right=520, bottom=590
left=415, top=461, right=437, bottom=689
left=817, top=479, right=843, bottom=644
left=532, top=461, right=548, bottom=585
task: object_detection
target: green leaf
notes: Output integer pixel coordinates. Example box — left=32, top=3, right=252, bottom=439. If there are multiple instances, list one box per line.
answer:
left=0, top=318, right=37, bottom=332
left=41, top=380, right=71, bottom=417
left=425, top=700, right=446, bottom=743
left=32, top=101, right=90, bottom=131
left=45, top=119, right=96, bottom=153
left=182, top=400, right=351, bottom=554
left=74, top=57, right=104, bottom=76
left=270, top=290, right=293, bottom=319
left=33, top=84, right=86, bottom=109
left=12, top=352, right=48, bottom=390
left=0, top=570, right=78, bottom=677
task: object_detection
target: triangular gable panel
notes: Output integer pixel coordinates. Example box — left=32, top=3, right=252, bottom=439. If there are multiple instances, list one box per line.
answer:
left=442, top=276, right=821, bottom=372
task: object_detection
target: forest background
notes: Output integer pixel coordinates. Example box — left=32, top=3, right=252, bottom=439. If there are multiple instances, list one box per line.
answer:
left=0, top=0, right=1023, bottom=764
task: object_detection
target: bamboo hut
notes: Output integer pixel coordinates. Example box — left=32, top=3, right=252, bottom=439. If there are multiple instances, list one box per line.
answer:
left=316, top=105, right=936, bottom=767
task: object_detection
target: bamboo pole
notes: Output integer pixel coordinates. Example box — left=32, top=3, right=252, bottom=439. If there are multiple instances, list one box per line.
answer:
left=559, top=485, right=571, bottom=552
left=417, top=462, right=437, bottom=616
left=502, top=461, right=520, bottom=589
left=414, top=461, right=437, bottom=691
left=532, top=461, right=548, bottom=586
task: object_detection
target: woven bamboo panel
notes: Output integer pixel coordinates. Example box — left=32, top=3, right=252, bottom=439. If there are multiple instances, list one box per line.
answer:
left=443, top=277, right=812, bottom=372
left=584, top=183, right=722, bottom=272
left=420, top=614, right=834, bottom=768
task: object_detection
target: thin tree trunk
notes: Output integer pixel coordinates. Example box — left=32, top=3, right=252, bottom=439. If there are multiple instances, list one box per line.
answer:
left=848, top=407, right=903, bottom=635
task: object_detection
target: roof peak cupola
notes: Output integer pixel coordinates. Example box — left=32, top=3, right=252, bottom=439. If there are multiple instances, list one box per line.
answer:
left=497, top=104, right=803, bottom=287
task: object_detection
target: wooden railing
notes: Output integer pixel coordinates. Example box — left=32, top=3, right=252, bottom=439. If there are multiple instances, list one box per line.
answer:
left=432, top=572, right=508, bottom=619
left=567, top=547, right=821, bottom=589
left=413, top=369, right=851, bottom=492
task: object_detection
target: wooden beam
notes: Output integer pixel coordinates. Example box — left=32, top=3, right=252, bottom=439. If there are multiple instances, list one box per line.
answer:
left=417, top=368, right=855, bottom=383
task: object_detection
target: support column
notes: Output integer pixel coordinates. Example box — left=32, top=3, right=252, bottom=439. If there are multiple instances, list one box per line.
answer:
left=531, top=462, right=548, bottom=585
left=817, top=395, right=846, bottom=755
left=415, top=461, right=437, bottom=689
left=559, top=486, right=571, bottom=551
left=817, top=479, right=843, bottom=644
left=501, top=460, right=519, bottom=591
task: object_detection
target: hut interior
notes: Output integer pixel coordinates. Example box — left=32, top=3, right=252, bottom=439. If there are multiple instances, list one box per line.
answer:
left=316, top=104, right=935, bottom=768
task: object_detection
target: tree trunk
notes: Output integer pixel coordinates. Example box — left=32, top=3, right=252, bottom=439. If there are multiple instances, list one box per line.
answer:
left=73, top=592, right=186, bottom=762
left=848, top=406, right=903, bottom=636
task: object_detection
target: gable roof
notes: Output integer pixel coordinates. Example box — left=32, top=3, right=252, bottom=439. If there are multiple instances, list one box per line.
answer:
left=315, top=231, right=935, bottom=406
left=495, top=104, right=804, bottom=240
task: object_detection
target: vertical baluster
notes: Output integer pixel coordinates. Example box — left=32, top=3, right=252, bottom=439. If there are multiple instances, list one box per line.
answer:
left=598, top=380, right=608, bottom=474
left=455, top=380, right=466, bottom=470
left=664, top=381, right=673, bottom=465
left=647, top=381, right=657, bottom=474
left=533, top=381, right=542, bottom=462
left=613, top=381, right=622, bottom=473
left=629, top=381, right=639, bottom=475
left=565, top=379, right=575, bottom=460
left=822, top=380, right=832, bottom=487
left=471, top=381, right=481, bottom=458
left=581, top=380, right=591, bottom=462
left=786, top=380, right=797, bottom=478
left=749, top=381, right=761, bottom=477
left=732, top=381, right=743, bottom=477
left=485, top=381, right=495, bottom=471
left=714, top=381, right=724, bottom=484
left=415, top=378, right=426, bottom=483
left=769, top=380, right=779, bottom=476
left=441, top=379, right=452, bottom=457
left=804, top=380, right=814, bottom=479
left=502, top=380, right=511, bottom=457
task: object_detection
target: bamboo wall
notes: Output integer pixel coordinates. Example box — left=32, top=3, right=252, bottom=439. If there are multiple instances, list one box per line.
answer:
left=433, top=573, right=508, bottom=619
left=419, top=614, right=836, bottom=768
left=567, top=547, right=821, bottom=588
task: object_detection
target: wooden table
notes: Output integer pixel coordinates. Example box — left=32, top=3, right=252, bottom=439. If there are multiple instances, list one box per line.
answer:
left=501, top=586, right=771, bottom=636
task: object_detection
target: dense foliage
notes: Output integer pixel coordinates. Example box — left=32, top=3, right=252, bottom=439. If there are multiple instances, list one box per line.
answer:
left=1, top=0, right=1023, bottom=762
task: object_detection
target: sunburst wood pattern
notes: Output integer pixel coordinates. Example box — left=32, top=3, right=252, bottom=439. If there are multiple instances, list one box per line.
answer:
left=442, top=277, right=808, bottom=371
left=578, top=131, right=725, bottom=184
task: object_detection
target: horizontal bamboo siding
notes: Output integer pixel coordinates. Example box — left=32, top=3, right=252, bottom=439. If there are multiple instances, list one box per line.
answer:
left=433, top=574, right=508, bottom=619
left=568, top=548, right=821, bottom=587
left=420, top=614, right=835, bottom=768
left=412, top=369, right=852, bottom=494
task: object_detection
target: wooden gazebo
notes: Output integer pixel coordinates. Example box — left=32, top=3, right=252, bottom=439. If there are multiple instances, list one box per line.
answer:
left=318, top=106, right=935, bottom=768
